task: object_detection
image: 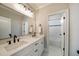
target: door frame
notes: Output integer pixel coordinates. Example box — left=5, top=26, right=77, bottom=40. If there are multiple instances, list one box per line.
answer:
left=47, top=9, right=69, bottom=56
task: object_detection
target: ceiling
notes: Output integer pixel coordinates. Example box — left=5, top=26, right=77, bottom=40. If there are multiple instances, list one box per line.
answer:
left=28, top=3, right=51, bottom=10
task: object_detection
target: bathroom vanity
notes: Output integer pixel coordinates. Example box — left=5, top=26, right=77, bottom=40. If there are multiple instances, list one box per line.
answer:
left=0, top=35, right=44, bottom=56
left=0, top=4, right=44, bottom=56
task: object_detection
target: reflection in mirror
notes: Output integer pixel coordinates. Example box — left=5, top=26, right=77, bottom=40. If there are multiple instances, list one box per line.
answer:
left=22, top=16, right=29, bottom=36
left=0, top=4, right=29, bottom=44
left=0, top=16, right=11, bottom=39
left=0, top=16, right=29, bottom=40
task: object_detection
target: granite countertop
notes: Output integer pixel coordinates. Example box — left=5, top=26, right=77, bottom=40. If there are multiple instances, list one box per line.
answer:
left=0, top=34, right=44, bottom=56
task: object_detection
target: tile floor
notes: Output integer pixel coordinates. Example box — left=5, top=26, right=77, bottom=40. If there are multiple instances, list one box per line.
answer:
left=42, top=45, right=63, bottom=56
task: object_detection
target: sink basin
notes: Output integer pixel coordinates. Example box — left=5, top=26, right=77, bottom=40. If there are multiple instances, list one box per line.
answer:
left=4, top=41, right=27, bottom=51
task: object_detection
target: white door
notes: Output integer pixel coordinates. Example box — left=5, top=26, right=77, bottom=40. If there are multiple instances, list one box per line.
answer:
left=48, top=13, right=66, bottom=56
left=48, top=9, right=69, bottom=56
left=48, top=19, right=62, bottom=48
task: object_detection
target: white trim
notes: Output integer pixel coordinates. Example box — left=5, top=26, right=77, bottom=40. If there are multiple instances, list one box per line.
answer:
left=36, top=4, right=51, bottom=10
left=47, top=9, right=69, bottom=56
left=48, top=9, right=68, bottom=16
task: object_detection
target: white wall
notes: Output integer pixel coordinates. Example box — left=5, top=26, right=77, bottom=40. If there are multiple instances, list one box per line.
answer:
left=36, top=3, right=69, bottom=48
left=70, top=4, right=79, bottom=56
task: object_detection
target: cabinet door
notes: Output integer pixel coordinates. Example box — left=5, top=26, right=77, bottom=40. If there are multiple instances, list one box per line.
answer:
left=25, top=43, right=39, bottom=56
left=12, top=44, right=33, bottom=56
left=27, top=39, right=44, bottom=56
left=38, top=38, right=44, bottom=56
left=30, top=41, right=40, bottom=56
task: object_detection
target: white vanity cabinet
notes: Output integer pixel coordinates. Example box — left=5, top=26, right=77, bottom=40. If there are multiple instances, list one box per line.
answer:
left=12, top=37, right=44, bottom=56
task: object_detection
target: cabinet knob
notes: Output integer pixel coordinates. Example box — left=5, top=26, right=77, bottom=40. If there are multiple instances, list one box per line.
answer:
left=34, top=49, right=38, bottom=52
left=35, top=43, right=39, bottom=46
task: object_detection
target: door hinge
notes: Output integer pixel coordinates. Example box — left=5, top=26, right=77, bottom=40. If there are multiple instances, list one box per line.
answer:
left=63, top=32, right=65, bottom=35
left=63, top=48, right=65, bottom=51
left=63, top=17, right=65, bottom=19
left=24, top=23, right=25, bottom=25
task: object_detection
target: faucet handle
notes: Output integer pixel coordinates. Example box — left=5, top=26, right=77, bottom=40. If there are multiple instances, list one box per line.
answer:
left=17, top=38, right=20, bottom=42
left=7, top=40, right=11, bottom=44
left=9, top=34, right=12, bottom=38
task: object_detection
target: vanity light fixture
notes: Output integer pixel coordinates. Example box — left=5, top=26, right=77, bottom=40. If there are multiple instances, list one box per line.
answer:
left=13, top=3, right=33, bottom=17
left=25, top=8, right=33, bottom=17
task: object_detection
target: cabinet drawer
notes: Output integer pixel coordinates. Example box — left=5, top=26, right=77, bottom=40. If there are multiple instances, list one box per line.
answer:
left=25, top=47, right=39, bottom=56
left=33, top=39, right=44, bottom=56
left=23, top=42, right=40, bottom=56
left=27, top=39, right=44, bottom=56
left=33, top=40, right=40, bottom=48
left=38, top=39, right=44, bottom=55
left=30, top=49, right=39, bottom=56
